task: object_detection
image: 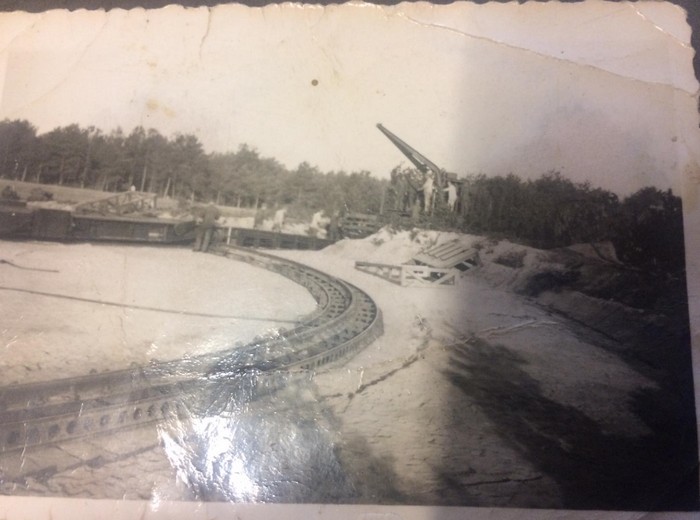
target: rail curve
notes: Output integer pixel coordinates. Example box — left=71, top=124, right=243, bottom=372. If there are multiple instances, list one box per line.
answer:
left=0, top=245, right=383, bottom=458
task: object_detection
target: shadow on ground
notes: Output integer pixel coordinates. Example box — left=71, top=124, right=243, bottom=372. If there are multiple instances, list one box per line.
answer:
left=443, top=337, right=699, bottom=511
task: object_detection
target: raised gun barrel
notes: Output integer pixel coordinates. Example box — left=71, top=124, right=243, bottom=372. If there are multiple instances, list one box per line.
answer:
left=376, top=123, right=446, bottom=188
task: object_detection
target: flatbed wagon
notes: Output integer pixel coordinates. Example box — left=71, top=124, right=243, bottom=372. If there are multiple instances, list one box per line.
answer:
left=0, top=202, right=197, bottom=244
left=1, top=201, right=336, bottom=251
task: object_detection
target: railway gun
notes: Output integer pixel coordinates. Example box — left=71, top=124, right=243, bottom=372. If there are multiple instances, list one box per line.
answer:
left=333, top=124, right=466, bottom=238
left=377, top=123, right=452, bottom=191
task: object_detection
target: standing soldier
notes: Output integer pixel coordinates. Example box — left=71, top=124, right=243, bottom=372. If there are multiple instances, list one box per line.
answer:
left=309, top=210, right=325, bottom=237
left=327, top=211, right=340, bottom=241
left=193, top=202, right=221, bottom=252
left=422, top=172, right=435, bottom=214
left=390, top=168, right=408, bottom=213
left=253, top=203, right=267, bottom=229
left=272, top=207, right=287, bottom=232
left=445, top=182, right=458, bottom=212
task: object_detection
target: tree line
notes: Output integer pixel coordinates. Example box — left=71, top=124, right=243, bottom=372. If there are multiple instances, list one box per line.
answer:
left=384, top=170, right=684, bottom=274
left=0, top=119, right=386, bottom=216
left=456, top=172, right=684, bottom=273
left=0, top=118, right=685, bottom=273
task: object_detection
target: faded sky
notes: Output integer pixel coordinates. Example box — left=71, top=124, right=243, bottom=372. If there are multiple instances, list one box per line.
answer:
left=0, top=1, right=697, bottom=195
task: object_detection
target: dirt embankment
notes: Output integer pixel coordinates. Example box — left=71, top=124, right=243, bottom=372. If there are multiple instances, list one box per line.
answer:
left=535, top=254, right=688, bottom=384
left=466, top=241, right=698, bottom=509
left=469, top=239, right=692, bottom=381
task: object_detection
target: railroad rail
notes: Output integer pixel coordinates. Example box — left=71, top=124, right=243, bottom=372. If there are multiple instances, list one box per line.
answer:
left=0, top=245, right=382, bottom=460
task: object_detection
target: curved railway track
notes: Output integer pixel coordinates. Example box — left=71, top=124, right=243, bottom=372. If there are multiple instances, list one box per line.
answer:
left=0, top=245, right=383, bottom=460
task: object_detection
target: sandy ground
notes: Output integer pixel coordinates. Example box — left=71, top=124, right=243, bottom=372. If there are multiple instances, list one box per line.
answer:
left=273, top=230, right=669, bottom=508
left=0, top=231, right=695, bottom=510
left=0, top=241, right=316, bottom=384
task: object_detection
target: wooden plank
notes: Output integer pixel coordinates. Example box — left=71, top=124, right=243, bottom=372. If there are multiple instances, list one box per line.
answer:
left=355, top=261, right=457, bottom=287
left=413, top=238, right=479, bottom=270
left=341, top=212, right=381, bottom=238
left=355, top=261, right=403, bottom=285
left=400, top=265, right=457, bottom=287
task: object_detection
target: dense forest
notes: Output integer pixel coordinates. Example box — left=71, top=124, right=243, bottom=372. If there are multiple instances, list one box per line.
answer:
left=454, top=172, right=685, bottom=273
left=0, top=119, right=686, bottom=274
left=0, top=119, right=386, bottom=215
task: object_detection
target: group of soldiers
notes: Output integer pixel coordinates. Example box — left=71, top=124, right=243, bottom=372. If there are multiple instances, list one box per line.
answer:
left=252, top=205, right=338, bottom=239
left=389, top=169, right=460, bottom=217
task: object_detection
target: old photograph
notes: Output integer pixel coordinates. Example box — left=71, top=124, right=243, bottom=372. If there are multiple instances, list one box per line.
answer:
left=0, top=1, right=698, bottom=516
